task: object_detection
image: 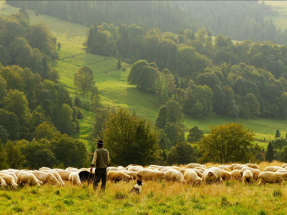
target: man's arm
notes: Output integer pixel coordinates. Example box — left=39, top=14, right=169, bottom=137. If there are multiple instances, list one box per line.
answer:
left=91, top=151, right=97, bottom=167
left=107, top=151, right=110, bottom=164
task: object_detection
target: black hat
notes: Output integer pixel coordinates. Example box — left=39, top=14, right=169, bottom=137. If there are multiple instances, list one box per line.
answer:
left=97, top=140, right=104, bottom=145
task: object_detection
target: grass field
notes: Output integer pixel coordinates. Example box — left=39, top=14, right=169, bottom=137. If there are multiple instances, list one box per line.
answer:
left=1, top=161, right=287, bottom=214
left=0, top=2, right=287, bottom=150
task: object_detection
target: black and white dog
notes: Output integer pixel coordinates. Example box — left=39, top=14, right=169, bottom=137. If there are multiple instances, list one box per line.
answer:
left=129, top=177, right=143, bottom=194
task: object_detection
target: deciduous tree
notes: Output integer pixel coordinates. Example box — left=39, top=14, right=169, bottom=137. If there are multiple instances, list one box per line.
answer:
left=74, top=66, right=95, bottom=94
left=102, top=108, right=158, bottom=166
left=187, top=126, right=204, bottom=143
left=199, top=123, right=255, bottom=163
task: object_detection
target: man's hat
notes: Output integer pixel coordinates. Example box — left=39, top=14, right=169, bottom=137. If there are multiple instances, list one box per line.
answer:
left=97, top=140, right=104, bottom=145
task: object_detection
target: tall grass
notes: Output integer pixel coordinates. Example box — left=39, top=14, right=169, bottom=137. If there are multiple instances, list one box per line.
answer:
left=1, top=162, right=287, bottom=214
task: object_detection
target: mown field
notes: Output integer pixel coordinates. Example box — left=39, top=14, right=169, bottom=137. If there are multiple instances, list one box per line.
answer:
left=1, top=161, right=287, bottom=214
left=1, top=2, right=287, bottom=150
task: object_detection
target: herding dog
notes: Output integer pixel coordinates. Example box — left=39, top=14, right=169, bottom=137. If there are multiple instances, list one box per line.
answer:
left=129, top=176, right=143, bottom=194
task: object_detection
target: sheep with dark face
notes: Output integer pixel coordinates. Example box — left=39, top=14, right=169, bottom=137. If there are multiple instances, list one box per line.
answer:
left=242, top=170, right=253, bottom=184
left=240, top=167, right=261, bottom=181
left=231, top=170, right=241, bottom=181
left=202, top=167, right=222, bottom=184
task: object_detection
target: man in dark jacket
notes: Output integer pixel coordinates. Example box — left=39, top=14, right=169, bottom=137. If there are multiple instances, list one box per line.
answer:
left=90, top=140, right=110, bottom=191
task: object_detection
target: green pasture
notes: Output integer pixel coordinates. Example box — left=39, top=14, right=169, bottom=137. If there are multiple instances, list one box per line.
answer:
left=0, top=2, right=287, bottom=150
left=1, top=180, right=287, bottom=215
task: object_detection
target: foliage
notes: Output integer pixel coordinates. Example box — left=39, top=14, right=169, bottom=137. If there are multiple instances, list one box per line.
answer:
left=5, top=140, right=25, bottom=168
left=128, top=60, right=159, bottom=92
left=187, top=126, right=204, bottom=143
left=168, top=142, right=199, bottom=165
left=199, top=123, right=255, bottom=163
left=0, top=64, right=80, bottom=142
left=74, top=66, right=95, bottom=94
left=0, top=14, right=56, bottom=78
left=270, top=138, right=287, bottom=161
left=275, top=129, right=281, bottom=138
left=155, top=105, right=167, bottom=129
left=102, top=108, right=158, bottom=166
left=90, top=107, right=109, bottom=139
left=34, top=122, right=59, bottom=141
left=0, top=143, right=7, bottom=169
left=266, top=142, right=274, bottom=162
left=51, top=134, right=88, bottom=168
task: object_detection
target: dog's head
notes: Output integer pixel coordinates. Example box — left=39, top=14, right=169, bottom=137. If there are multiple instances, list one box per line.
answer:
left=136, top=180, right=143, bottom=186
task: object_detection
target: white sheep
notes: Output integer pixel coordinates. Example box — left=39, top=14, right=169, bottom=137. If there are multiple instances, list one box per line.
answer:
left=183, top=169, right=202, bottom=185
left=220, top=170, right=231, bottom=181
left=42, top=170, right=65, bottom=186
left=164, top=170, right=185, bottom=183
left=56, top=170, right=72, bottom=181
left=245, top=163, right=260, bottom=169
left=136, top=169, right=164, bottom=181
left=258, top=172, right=287, bottom=186
left=68, top=172, right=82, bottom=185
left=0, top=171, right=18, bottom=182
left=231, top=170, right=241, bottom=181
left=0, top=176, right=7, bottom=188
left=242, top=170, right=253, bottom=184
left=186, top=163, right=202, bottom=169
left=240, top=167, right=261, bottom=181
left=30, top=171, right=62, bottom=185
left=264, top=166, right=284, bottom=172
left=0, top=173, right=18, bottom=189
left=17, top=172, right=42, bottom=186
left=202, top=167, right=222, bottom=184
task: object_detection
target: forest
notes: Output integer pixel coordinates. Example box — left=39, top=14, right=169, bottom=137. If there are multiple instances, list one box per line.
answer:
left=0, top=1, right=287, bottom=170
left=86, top=23, right=287, bottom=121
left=6, top=1, right=287, bottom=45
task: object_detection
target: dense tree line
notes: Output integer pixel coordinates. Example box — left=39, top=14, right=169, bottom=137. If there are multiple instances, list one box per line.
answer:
left=0, top=13, right=58, bottom=80
left=7, top=1, right=287, bottom=44
left=265, top=130, right=287, bottom=163
left=0, top=134, right=88, bottom=169
left=0, top=14, right=83, bottom=143
left=0, top=64, right=82, bottom=142
left=86, top=23, right=287, bottom=80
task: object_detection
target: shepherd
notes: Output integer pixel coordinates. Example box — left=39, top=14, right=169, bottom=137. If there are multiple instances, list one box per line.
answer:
left=90, top=140, right=110, bottom=191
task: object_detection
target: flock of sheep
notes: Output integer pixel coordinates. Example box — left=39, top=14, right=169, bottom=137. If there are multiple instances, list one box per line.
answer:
left=0, top=163, right=287, bottom=190
left=106, top=163, right=287, bottom=186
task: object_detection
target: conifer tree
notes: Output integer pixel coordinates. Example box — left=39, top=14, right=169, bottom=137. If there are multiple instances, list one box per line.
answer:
left=265, top=142, right=274, bottom=162
left=275, top=129, right=281, bottom=138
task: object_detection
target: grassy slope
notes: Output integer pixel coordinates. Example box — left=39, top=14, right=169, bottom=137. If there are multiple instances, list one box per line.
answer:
left=1, top=2, right=287, bottom=150
left=1, top=161, right=287, bottom=214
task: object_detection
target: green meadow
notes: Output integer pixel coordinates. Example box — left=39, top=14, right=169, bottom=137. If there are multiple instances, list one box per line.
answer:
left=1, top=2, right=287, bottom=149
left=1, top=161, right=287, bottom=215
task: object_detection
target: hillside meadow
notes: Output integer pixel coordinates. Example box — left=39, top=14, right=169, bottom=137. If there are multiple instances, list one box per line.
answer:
left=1, top=2, right=287, bottom=150
left=1, top=161, right=287, bottom=215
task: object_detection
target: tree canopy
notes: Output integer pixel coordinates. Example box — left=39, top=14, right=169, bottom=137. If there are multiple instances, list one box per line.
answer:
left=199, top=123, right=255, bottom=163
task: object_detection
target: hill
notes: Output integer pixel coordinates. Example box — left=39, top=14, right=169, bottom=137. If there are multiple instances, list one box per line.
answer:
left=0, top=2, right=287, bottom=149
left=263, top=1, right=287, bottom=31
